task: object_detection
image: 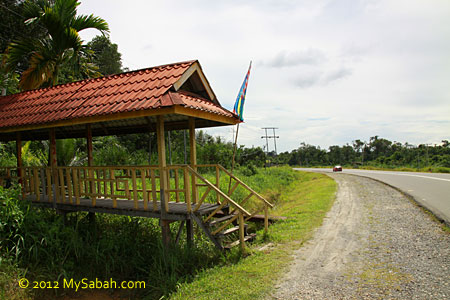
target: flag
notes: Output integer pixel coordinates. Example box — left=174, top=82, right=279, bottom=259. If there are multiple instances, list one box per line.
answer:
left=233, top=61, right=252, bottom=122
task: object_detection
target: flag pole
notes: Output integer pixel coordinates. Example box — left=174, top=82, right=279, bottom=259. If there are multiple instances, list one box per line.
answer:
left=228, top=60, right=251, bottom=193
left=228, top=122, right=240, bottom=193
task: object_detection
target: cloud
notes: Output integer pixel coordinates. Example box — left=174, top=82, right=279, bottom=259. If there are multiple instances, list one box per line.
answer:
left=322, top=67, right=352, bottom=84
left=292, top=67, right=352, bottom=88
left=292, top=71, right=322, bottom=88
left=263, top=49, right=326, bottom=68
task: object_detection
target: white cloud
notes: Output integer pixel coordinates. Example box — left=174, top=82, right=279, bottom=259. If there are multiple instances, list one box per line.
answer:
left=78, top=0, right=450, bottom=152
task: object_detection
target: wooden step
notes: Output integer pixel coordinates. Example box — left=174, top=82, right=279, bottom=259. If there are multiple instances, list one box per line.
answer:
left=223, top=233, right=256, bottom=249
left=216, top=225, right=240, bottom=236
left=208, top=214, right=236, bottom=227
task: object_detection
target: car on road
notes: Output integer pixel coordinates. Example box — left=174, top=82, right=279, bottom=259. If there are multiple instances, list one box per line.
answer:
left=333, top=165, right=342, bottom=172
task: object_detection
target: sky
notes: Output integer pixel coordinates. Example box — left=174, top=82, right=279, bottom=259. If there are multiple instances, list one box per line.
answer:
left=78, top=0, right=450, bottom=153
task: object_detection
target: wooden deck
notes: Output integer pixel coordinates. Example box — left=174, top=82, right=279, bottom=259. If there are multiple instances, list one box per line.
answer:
left=27, top=196, right=221, bottom=221
left=4, top=164, right=275, bottom=250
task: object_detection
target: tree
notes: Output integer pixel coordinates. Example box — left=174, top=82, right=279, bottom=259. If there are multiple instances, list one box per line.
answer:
left=3, top=0, right=109, bottom=90
left=88, top=35, right=123, bottom=75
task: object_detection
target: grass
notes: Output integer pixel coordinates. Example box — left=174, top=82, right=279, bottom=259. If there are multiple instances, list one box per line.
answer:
left=169, top=170, right=336, bottom=300
left=0, top=167, right=336, bottom=300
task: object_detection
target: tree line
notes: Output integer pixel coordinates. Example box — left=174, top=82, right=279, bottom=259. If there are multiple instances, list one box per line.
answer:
left=276, top=136, right=450, bottom=170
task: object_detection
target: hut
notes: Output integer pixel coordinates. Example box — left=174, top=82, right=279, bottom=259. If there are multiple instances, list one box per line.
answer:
left=0, top=60, right=273, bottom=250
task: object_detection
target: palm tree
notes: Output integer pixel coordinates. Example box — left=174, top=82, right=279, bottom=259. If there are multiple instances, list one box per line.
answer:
left=4, top=0, right=109, bottom=90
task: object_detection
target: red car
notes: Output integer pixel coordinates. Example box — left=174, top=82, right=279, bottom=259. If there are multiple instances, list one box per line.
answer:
left=333, top=165, right=342, bottom=172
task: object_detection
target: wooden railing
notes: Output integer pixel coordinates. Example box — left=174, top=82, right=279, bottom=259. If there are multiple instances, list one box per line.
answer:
left=1, top=164, right=274, bottom=242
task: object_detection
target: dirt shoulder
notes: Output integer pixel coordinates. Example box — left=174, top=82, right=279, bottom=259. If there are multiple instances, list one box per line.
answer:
left=270, top=174, right=449, bottom=299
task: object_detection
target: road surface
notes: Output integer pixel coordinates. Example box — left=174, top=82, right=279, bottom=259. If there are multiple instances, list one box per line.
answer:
left=271, top=174, right=449, bottom=299
left=295, top=168, right=450, bottom=225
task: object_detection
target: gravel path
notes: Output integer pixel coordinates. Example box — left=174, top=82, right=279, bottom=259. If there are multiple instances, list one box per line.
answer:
left=270, top=174, right=450, bottom=300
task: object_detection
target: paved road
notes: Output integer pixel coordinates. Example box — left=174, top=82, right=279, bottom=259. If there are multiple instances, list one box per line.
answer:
left=294, top=168, right=450, bottom=225
left=271, top=174, right=450, bottom=299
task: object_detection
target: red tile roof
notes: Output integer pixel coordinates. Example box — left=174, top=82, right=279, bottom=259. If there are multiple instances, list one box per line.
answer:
left=0, top=60, right=237, bottom=130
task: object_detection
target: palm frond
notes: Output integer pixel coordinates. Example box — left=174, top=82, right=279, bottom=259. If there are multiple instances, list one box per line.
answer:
left=20, top=51, right=57, bottom=90
left=54, top=0, right=79, bottom=28
left=71, top=14, right=109, bottom=33
left=4, top=39, right=38, bottom=71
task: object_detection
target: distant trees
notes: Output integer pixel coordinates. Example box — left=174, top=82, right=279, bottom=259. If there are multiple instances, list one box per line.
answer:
left=278, top=137, right=450, bottom=169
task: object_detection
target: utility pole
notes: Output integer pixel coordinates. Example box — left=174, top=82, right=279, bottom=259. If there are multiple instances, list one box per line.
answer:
left=261, top=127, right=279, bottom=155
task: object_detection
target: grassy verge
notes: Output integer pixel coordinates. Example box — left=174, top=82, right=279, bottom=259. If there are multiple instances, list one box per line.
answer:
left=0, top=167, right=335, bottom=300
left=169, top=170, right=336, bottom=300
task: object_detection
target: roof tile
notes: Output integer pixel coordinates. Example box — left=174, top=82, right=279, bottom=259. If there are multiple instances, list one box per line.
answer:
left=0, top=60, right=238, bottom=131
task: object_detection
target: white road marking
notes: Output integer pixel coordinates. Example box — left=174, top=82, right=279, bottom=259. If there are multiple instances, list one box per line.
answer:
left=347, top=171, right=450, bottom=182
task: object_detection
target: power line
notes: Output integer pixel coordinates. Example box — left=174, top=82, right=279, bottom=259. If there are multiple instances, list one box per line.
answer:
left=261, top=127, right=279, bottom=155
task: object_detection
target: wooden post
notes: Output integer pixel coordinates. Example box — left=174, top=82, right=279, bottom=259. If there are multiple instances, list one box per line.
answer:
left=239, top=211, right=245, bottom=252
left=157, top=116, right=170, bottom=246
left=16, top=133, right=24, bottom=198
left=189, top=117, right=198, bottom=204
left=49, top=129, right=59, bottom=203
left=156, top=115, right=168, bottom=211
left=186, top=218, right=193, bottom=246
left=86, top=124, right=96, bottom=221
left=86, top=124, right=93, bottom=167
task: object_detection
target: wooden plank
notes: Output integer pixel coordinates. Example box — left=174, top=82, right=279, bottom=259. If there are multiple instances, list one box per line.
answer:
left=96, top=170, right=101, bottom=196
left=229, top=181, right=239, bottom=196
left=189, top=117, right=198, bottom=204
left=187, top=166, right=250, bottom=216
left=218, top=165, right=274, bottom=208
left=33, top=168, right=40, bottom=201
left=89, top=168, right=96, bottom=206
left=151, top=169, right=157, bottom=211
left=239, top=212, right=245, bottom=251
left=204, top=199, right=229, bottom=223
left=16, top=133, right=23, bottom=198
left=46, top=168, right=52, bottom=202
left=183, top=167, right=191, bottom=212
left=1, top=107, right=177, bottom=135
left=141, top=169, right=148, bottom=210
left=73, top=168, right=80, bottom=205
left=109, top=169, right=116, bottom=208
left=156, top=115, right=168, bottom=212
left=59, top=168, right=65, bottom=203
left=66, top=168, right=73, bottom=204
left=215, top=166, right=220, bottom=204
left=212, top=214, right=238, bottom=235
left=103, top=169, right=107, bottom=196
left=174, top=169, right=180, bottom=203
left=193, top=186, right=211, bottom=212
left=131, top=168, right=138, bottom=209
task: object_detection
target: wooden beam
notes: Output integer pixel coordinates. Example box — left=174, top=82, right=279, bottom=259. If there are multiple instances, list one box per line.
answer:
left=49, top=129, right=57, bottom=168
left=86, top=125, right=96, bottom=219
left=156, top=115, right=168, bottom=211
left=174, top=106, right=238, bottom=125
left=16, top=132, right=23, bottom=197
left=0, top=107, right=177, bottom=134
left=49, top=129, right=59, bottom=203
left=86, top=124, right=93, bottom=167
left=16, top=132, right=22, bottom=174
left=189, top=117, right=198, bottom=204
